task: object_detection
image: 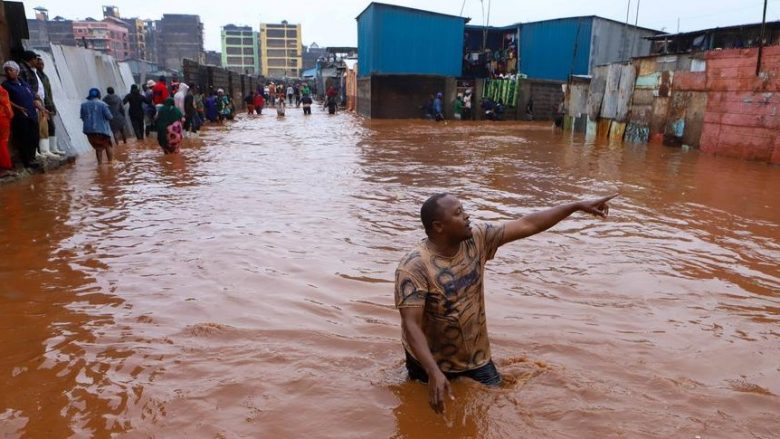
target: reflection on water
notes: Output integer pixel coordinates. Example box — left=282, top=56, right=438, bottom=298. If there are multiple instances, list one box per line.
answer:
left=1, top=106, right=778, bottom=438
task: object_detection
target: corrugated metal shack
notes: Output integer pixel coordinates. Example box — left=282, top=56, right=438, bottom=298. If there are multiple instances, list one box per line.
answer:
left=356, top=2, right=467, bottom=118
left=465, top=16, right=659, bottom=120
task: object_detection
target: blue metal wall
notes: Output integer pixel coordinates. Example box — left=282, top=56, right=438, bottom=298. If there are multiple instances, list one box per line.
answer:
left=519, top=17, right=594, bottom=81
left=357, top=4, right=465, bottom=77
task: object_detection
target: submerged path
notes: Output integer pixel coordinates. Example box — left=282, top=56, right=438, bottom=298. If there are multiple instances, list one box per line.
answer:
left=1, top=107, right=778, bottom=438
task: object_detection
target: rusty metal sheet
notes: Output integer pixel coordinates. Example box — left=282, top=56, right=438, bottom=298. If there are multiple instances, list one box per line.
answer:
left=587, top=66, right=608, bottom=119
left=616, top=65, right=636, bottom=122
left=651, top=96, right=669, bottom=134
left=600, top=63, right=623, bottom=119
left=658, top=71, right=674, bottom=97
left=638, top=58, right=657, bottom=76
left=568, top=83, right=589, bottom=116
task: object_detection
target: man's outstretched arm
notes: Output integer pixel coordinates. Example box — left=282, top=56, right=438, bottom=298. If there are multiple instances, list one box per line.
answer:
left=499, top=194, right=617, bottom=246
left=399, top=307, right=453, bottom=414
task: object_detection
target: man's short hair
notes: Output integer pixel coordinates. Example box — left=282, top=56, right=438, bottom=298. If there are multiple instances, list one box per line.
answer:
left=420, top=193, right=450, bottom=236
left=106, top=87, right=114, bottom=94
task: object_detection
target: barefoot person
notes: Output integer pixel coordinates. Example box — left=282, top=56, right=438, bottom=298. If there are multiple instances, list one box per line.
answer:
left=80, top=88, right=114, bottom=164
left=395, top=193, right=616, bottom=414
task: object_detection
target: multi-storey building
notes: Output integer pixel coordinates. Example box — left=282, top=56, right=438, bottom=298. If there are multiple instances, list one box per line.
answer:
left=72, top=17, right=130, bottom=60
left=302, top=42, right=328, bottom=70
left=259, top=20, right=302, bottom=78
left=205, top=50, right=222, bottom=66
left=157, top=14, right=204, bottom=72
left=221, top=24, right=259, bottom=75
left=25, top=7, right=76, bottom=49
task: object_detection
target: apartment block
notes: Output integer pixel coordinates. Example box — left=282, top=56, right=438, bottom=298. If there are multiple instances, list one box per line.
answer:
left=221, top=24, right=259, bottom=75
left=259, top=20, right=302, bottom=78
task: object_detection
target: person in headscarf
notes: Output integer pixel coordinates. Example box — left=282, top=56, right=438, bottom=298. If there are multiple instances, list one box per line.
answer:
left=216, top=89, right=232, bottom=122
left=123, top=84, right=148, bottom=140
left=103, top=87, right=127, bottom=144
left=80, top=88, right=114, bottom=165
left=173, top=82, right=188, bottom=115
left=2, top=60, right=41, bottom=169
left=142, top=80, right=157, bottom=135
left=154, top=98, right=183, bottom=154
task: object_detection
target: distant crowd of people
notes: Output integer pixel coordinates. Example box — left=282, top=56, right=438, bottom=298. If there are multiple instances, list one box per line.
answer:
left=421, top=88, right=510, bottom=122
left=1, top=50, right=338, bottom=170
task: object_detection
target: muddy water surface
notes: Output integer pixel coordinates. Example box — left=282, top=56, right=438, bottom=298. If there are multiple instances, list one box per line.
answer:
left=1, top=108, right=779, bottom=438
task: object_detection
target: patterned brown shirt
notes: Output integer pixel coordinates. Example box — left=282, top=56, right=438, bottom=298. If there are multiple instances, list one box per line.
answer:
left=395, top=223, right=505, bottom=372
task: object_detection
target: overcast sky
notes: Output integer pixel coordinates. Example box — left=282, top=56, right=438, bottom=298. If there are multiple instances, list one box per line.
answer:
left=25, top=0, right=780, bottom=51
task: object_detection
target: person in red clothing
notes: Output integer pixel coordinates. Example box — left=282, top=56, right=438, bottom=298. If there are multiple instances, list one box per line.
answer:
left=253, top=91, right=265, bottom=115
left=0, top=82, right=14, bottom=172
left=151, top=76, right=169, bottom=107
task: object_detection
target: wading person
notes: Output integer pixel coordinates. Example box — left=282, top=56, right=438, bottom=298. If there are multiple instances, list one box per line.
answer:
left=0, top=79, right=14, bottom=173
left=301, top=94, right=312, bottom=115
left=395, top=193, right=616, bottom=414
left=103, top=87, right=127, bottom=144
left=155, top=98, right=183, bottom=154
left=123, top=84, right=147, bottom=140
left=80, top=88, right=114, bottom=165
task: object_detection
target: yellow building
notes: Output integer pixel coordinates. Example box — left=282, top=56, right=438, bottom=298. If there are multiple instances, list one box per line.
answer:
left=259, top=20, right=302, bottom=78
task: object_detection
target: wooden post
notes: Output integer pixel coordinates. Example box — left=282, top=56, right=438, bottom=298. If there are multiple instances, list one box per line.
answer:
left=756, top=0, right=768, bottom=76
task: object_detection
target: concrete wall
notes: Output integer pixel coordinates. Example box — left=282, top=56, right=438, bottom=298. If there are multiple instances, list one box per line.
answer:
left=356, top=77, right=371, bottom=117
left=46, top=45, right=135, bottom=155
left=700, top=46, right=780, bottom=164
left=518, top=79, right=564, bottom=120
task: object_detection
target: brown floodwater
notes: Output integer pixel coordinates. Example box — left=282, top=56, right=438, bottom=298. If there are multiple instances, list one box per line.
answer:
left=1, top=108, right=778, bottom=439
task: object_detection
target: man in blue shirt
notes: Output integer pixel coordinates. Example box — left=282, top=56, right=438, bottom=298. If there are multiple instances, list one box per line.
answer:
left=2, top=60, right=40, bottom=168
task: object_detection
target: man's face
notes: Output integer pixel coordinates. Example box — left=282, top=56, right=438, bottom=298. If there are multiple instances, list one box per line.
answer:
left=35, top=57, right=44, bottom=70
left=434, top=195, right=472, bottom=241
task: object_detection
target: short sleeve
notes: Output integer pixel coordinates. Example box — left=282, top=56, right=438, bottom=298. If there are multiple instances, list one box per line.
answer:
left=473, top=223, right=505, bottom=262
left=394, top=262, right=429, bottom=308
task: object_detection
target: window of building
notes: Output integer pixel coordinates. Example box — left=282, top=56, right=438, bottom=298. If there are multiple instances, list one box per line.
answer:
left=290, top=59, right=297, bottom=66
left=243, top=38, right=253, bottom=45
left=287, top=40, right=297, bottom=48
left=226, top=37, right=241, bottom=45
left=268, top=59, right=286, bottom=67
left=267, top=39, right=285, bottom=48
left=286, top=29, right=297, bottom=38
left=243, top=47, right=254, bottom=55
left=227, top=56, right=242, bottom=65
left=267, top=29, right=284, bottom=38
left=226, top=47, right=241, bottom=55
left=288, top=49, right=297, bottom=57
left=268, top=49, right=286, bottom=57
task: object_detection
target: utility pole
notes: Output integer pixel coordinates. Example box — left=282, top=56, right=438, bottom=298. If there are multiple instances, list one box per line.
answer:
left=635, top=0, right=641, bottom=26
left=757, top=0, right=768, bottom=76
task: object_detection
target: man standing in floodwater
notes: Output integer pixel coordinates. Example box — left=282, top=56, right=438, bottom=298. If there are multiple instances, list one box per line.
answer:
left=395, top=193, right=616, bottom=413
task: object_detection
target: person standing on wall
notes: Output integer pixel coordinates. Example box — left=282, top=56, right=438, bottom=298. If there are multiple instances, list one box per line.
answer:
left=80, top=88, right=114, bottom=165
left=34, top=55, right=65, bottom=156
left=19, top=51, right=55, bottom=158
left=2, top=61, right=41, bottom=169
